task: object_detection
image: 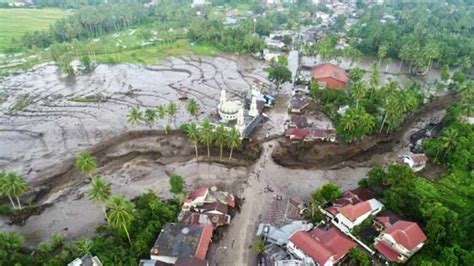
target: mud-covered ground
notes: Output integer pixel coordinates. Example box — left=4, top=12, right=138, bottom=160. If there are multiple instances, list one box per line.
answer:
left=0, top=55, right=269, bottom=181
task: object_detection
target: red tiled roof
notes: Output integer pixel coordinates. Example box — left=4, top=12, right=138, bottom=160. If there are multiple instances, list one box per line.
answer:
left=199, top=202, right=228, bottom=214
left=187, top=187, right=208, bottom=201
left=290, top=231, right=333, bottom=265
left=375, top=210, right=402, bottom=228
left=338, top=201, right=371, bottom=221
left=309, top=227, right=356, bottom=262
left=311, top=63, right=348, bottom=83
left=375, top=241, right=401, bottom=261
left=194, top=224, right=213, bottom=260
left=286, top=128, right=310, bottom=139
left=384, top=221, right=426, bottom=250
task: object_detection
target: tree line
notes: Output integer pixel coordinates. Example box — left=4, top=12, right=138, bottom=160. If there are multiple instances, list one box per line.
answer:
left=352, top=1, right=474, bottom=71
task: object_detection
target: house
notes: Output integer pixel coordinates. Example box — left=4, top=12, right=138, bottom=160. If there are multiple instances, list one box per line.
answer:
left=178, top=211, right=231, bottom=228
left=257, top=221, right=313, bottom=245
left=150, top=223, right=213, bottom=264
left=182, top=186, right=235, bottom=212
left=289, top=95, right=310, bottom=113
left=194, top=201, right=229, bottom=215
left=288, top=115, right=309, bottom=129
left=374, top=221, right=427, bottom=263
left=311, top=63, right=348, bottom=89
left=261, top=244, right=289, bottom=266
left=68, top=253, right=102, bottom=266
left=398, top=153, right=428, bottom=172
left=287, top=227, right=357, bottom=266
left=285, top=127, right=337, bottom=142
left=331, top=199, right=384, bottom=232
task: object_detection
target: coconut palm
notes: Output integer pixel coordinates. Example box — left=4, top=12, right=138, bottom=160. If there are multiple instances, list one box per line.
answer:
left=370, top=63, right=380, bottom=89
left=87, top=176, right=112, bottom=218
left=0, top=171, right=27, bottom=210
left=214, top=124, right=228, bottom=159
left=156, top=104, right=168, bottom=133
left=350, top=81, right=367, bottom=109
left=378, top=43, right=388, bottom=65
left=200, top=119, right=214, bottom=157
left=75, top=238, right=93, bottom=254
left=227, top=128, right=241, bottom=159
left=186, top=99, right=200, bottom=119
left=182, top=122, right=200, bottom=158
left=74, top=151, right=97, bottom=178
left=144, top=108, right=157, bottom=128
left=167, top=102, right=178, bottom=128
left=127, top=107, right=143, bottom=125
left=106, top=195, right=135, bottom=245
left=438, top=128, right=459, bottom=158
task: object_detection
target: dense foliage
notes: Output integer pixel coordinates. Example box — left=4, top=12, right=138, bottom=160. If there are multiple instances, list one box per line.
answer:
left=352, top=1, right=474, bottom=70
left=359, top=105, right=474, bottom=264
left=0, top=191, right=178, bottom=265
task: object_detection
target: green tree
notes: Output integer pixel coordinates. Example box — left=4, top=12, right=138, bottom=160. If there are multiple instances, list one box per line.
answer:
left=377, top=43, right=389, bottom=65
left=87, top=176, right=112, bottom=218
left=319, top=183, right=341, bottom=202
left=441, top=64, right=450, bottom=82
left=369, top=62, right=380, bottom=88
left=266, top=62, right=292, bottom=90
left=186, top=99, right=200, bottom=119
left=350, top=81, right=367, bottom=109
left=254, top=237, right=265, bottom=254
left=143, top=108, right=157, bottom=128
left=0, top=231, right=24, bottom=265
left=227, top=128, right=241, bottom=159
left=347, top=248, right=370, bottom=266
left=127, top=107, right=143, bottom=125
left=181, top=122, right=200, bottom=158
left=156, top=104, right=168, bottom=133
left=200, top=119, right=214, bottom=158
left=349, top=67, right=365, bottom=82
left=169, top=173, right=184, bottom=196
left=166, top=102, right=178, bottom=128
left=106, top=195, right=135, bottom=245
left=336, top=107, right=375, bottom=142
left=74, top=151, right=97, bottom=178
left=214, top=124, right=228, bottom=159
left=0, top=171, right=28, bottom=210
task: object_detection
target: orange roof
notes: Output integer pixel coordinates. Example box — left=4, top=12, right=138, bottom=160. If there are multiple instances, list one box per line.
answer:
left=309, top=227, right=357, bottom=262
left=375, top=241, right=401, bottom=261
left=338, top=201, right=371, bottom=221
left=186, top=187, right=208, bottom=201
left=311, top=63, right=348, bottom=83
left=384, top=221, right=426, bottom=250
left=194, top=224, right=213, bottom=260
left=290, top=231, right=333, bottom=265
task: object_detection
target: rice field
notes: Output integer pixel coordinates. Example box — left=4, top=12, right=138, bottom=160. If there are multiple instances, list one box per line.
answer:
left=0, top=8, right=67, bottom=51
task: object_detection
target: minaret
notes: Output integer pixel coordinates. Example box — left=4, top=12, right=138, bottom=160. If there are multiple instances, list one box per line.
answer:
left=249, top=96, right=258, bottom=117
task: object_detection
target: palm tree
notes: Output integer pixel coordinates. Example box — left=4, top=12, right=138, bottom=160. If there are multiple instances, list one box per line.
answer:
left=127, top=107, right=143, bottom=125
left=227, top=128, right=241, bottom=159
left=214, top=124, right=228, bottom=159
left=156, top=104, right=168, bottom=133
left=106, top=195, right=135, bottom=245
left=200, top=119, right=214, bottom=157
left=350, top=81, right=367, bottom=109
left=438, top=128, right=459, bottom=158
left=74, top=151, right=97, bottom=178
left=87, top=176, right=112, bottom=218
left=167, top=102, right=178, bottom=128
left=75, top=238, right=93, bottom=254
left=370, top=63, right=380, bottom=89
left=0, top=171, right=27, bottom=210
left=186, top=99, right=200, bottom=119
left=378, top=43, right=388, bottom=66
left=144, top=108, right=157, bottom=128
left=0, top=231, right=24, bottom=262
left=182, top=123, right=200, bottom=158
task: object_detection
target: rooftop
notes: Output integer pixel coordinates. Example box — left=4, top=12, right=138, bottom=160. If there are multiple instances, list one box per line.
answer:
left=311, top=63, right=348, bottom=84
left=384, top=221, right=426, bottom=250
left=151, top=223, right=213, bottom=260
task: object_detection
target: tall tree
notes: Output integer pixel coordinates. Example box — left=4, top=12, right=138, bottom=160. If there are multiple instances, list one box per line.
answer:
left=166, top=102, right=178, bottom=128
left=200, top=119, right=214, bottom=158
left=350, top=81, right=367, bottom=109
left=181, top=122, right=200, bottom=158
left=87, top=175, right=112, bottom=218
left=0, top=171, right=28, bottom=210
left=74, top=151, right=97, bottom=178
left=106, top=195, right=135, bottom=245
left=377, top=43, right=389, bottom=65
left=214, top=124, right=228, bottom=159
left=144, top=108, right=157, bottom=128
left=369, top=62, right=380, bottom=88
left=186, top=99, right=200, bottom=119
left=227, top=128, right=241, bottom=159
left=169, top=173, right=184, bottom=196
left=336, top=107, right=375, bottom=142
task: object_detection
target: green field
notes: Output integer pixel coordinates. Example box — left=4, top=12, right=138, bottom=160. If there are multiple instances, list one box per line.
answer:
left=0, top=8, right=67, bottom=50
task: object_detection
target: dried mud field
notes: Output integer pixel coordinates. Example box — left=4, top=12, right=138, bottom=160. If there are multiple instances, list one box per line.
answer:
left=0, top=55, right=269, bottom=180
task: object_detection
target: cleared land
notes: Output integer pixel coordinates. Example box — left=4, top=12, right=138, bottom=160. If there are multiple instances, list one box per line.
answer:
left=0, top=8, right=66, bottom=50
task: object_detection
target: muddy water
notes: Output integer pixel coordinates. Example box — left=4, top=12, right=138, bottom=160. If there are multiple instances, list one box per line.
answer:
left=0, top=55, right=268, bottom=180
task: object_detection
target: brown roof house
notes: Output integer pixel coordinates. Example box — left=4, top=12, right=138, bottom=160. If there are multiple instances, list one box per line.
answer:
left=150, top=223, right=213, bottom=264
left=311, top=63, right=348, bottom=89
left=374, top=221, right=427, bottom=263
left=287, top=227, right=356, bottom=265
left=182, top=186, right=235, bottom=212
left=398, top=153, right=428, bottom=172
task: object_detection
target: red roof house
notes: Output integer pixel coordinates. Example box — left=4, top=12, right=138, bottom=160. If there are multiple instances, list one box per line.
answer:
left=374, top=221, right=426, bottom=263
left=311, top=63, right=348, bottom=89
left=338, top=201, right=372, bottom=222
left=288, top=227, right=356, bottom=265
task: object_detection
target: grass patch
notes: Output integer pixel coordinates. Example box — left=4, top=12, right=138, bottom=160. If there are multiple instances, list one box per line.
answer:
left=0, top=8, right=67, bottom=51
left=9, top=95, right=32, bottom=112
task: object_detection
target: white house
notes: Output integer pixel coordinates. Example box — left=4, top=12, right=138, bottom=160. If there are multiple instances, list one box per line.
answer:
left=399, top=153, right=428, bottom=172
left=332, top=199, right=384, bottom=232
